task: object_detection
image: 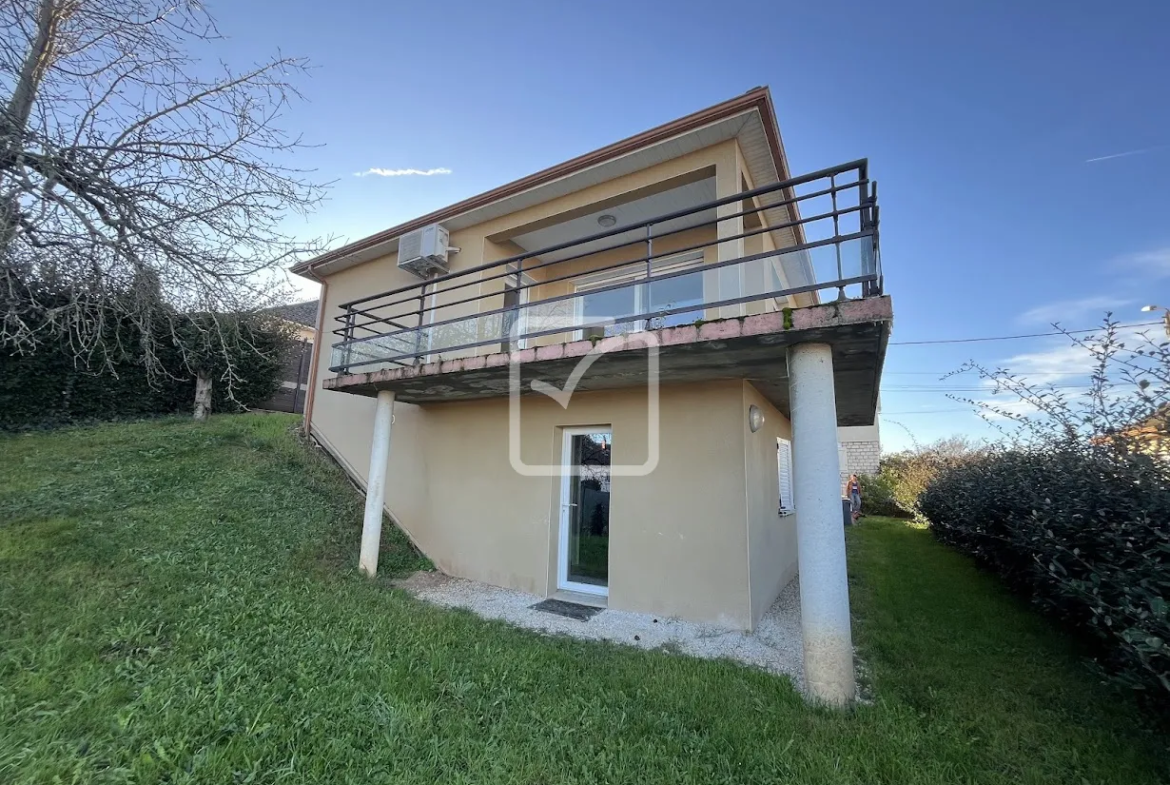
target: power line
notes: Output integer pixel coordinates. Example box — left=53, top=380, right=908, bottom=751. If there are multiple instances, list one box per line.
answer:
left=876, top=323, right=1164, bottom=415
left=883, top=370, right=1093, bottom=376
left=883, top=383, right=1097, bottom=390
left=882, top=387, right=1093, bottom=393
left=889, top=320, right=1161, bottom=346
left=879, top=409, right=977, bottom=415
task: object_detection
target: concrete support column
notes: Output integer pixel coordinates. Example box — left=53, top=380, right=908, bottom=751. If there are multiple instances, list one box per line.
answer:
left=359, top=389, right=395, bottom=576
left=788, top=343, right=855, bottom=705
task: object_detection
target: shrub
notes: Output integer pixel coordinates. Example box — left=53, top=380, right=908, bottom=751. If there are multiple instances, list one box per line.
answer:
left=920, top=317, right=1170, bottom=706
left=877, top=436, right=981, bottom=520
left=858, top=471, right=902, bottom=517
left=0, top=311, right=287, bottom=430
left=880, top=453, right=938, bottom=519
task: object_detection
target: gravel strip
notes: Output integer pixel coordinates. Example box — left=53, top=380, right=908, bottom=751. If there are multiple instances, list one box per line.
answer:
left=397, top=572, right=805, bottom=690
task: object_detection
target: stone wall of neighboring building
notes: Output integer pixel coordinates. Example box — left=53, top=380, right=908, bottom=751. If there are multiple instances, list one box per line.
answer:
left=843, top=439, right=880, bottom=476
left=838, top=420, right=881, bottom=476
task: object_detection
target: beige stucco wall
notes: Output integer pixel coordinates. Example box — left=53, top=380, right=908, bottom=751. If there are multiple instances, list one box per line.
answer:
left=312, top=378, right=793, bottom=629
left=288, top=324, right=315, bottom=342
left=743, top=382, right=799, bottom=627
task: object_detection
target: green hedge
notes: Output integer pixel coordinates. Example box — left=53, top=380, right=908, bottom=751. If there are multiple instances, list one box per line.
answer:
left=920, top=445, right=1169, bottom=705
left=0, top=316, right=285, bottom=431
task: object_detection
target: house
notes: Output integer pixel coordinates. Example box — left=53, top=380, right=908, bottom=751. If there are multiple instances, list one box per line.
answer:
left=256, top=300, right=319, bottom=414
left=264, top=299, right=320, bottom=343
left=292, top=87, right=891, bottom=705
left=1097, top=403, right=1170, bottom=459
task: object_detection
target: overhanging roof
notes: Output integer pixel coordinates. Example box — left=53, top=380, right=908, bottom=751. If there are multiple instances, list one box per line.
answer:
left=262, top=299, right=319, bottom=327
left=293, top=86, right=799, bottom=280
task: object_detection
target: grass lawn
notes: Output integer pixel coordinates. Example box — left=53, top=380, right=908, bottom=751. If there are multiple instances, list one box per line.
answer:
left=0, top=414, right=1165, bottom=784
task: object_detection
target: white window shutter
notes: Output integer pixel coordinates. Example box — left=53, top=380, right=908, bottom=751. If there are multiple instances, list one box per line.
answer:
left=777, top=438, right=794, bottom=512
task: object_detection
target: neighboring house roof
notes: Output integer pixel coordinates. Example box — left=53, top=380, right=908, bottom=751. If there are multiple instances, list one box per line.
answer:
left=291, top=86, right=798, bottom=280
left=1089, top=404, right=1170, bottom=454
left=1112, top=404, right=1170, bottom=440
left=263, top=300, right=319, bottom=329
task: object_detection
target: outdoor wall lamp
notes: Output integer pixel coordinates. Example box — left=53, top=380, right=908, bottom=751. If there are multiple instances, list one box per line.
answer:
left=748, top=404, right=764, bottom=433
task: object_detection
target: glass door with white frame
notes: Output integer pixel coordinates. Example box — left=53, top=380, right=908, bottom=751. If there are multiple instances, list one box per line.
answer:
left=559, top=428, right=612, bottom=595
left=573, top=251, right=705, bottom=338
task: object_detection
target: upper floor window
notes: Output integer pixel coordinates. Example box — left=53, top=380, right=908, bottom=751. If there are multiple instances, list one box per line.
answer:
left=574, top=251, right=704, bottom=338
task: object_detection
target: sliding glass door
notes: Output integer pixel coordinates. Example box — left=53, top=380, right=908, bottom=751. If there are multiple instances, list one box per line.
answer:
left=574, top=251, right=705, bottom=337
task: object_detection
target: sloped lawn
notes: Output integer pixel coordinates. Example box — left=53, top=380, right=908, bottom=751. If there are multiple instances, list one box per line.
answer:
left=0, top=414, right=1165, bottom=784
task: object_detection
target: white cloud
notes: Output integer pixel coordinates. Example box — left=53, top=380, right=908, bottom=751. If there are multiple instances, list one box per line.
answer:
left=979, top=323, right=1163, bottom=389
left=1113, top=247, right=1170, bottom=280
left=1019, top=296, right=1130, bottom=325
left=353, top=167, right=453, bottom=178
left=966, top=368, right=1067, bottom=421
left=965, top=323, right=1166, bottom=422
left=998, top=341, right=1094, bottom=385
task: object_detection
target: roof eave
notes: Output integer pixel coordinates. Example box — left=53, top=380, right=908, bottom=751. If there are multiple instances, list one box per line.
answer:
left=292, top=87, right=788, bottom=279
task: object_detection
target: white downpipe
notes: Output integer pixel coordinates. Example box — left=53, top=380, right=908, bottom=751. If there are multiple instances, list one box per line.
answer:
left=788, top=343, right=855, bottom=705
left=360, top=389, right=395, bottom=576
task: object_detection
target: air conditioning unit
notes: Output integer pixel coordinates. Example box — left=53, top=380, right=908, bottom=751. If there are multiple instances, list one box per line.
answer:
left=397, top=224, right=450, bottom=278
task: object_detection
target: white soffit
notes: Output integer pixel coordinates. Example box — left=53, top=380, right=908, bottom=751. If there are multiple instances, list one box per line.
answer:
left=510, top=178, right=717, bottom=264
left=736, top=114, right=798, bottom=248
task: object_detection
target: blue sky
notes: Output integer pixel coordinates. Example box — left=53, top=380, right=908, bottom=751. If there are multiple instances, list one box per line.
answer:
left=211, top=0, right=1169, bottom=451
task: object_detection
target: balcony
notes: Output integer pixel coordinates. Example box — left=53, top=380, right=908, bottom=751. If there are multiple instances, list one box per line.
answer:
left=325, top=160, right=890, bottom=424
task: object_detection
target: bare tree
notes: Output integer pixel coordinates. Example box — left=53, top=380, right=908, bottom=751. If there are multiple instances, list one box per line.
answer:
left=0, top=0, right=328, bottom=409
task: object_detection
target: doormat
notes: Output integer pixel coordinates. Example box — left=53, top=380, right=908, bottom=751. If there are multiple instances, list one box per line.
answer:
left=529, top=599, right=603, bottom=621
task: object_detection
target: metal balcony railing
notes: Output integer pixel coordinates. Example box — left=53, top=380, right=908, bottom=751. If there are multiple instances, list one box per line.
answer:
left=329, top=159, right=881, bottom=375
